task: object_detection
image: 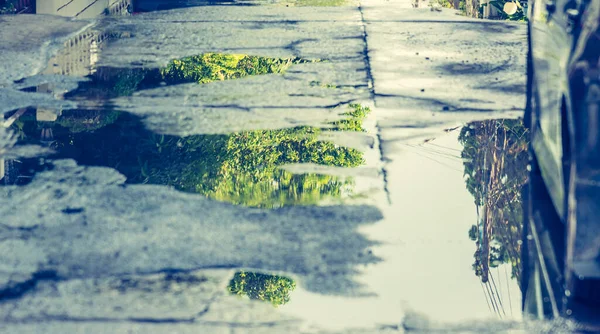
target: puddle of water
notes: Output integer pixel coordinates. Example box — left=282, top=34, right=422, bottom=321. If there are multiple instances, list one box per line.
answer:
left=132, top=0, right=355, bottom=10
left=2, top=105, right=370, bottom=206
left=0, top=5, right=544, bottom=330
left=2, top=49, right=530, bottom=322
left=278, top=119, right=527, bottom=330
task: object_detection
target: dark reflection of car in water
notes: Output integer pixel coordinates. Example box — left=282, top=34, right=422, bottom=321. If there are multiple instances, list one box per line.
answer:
left=524, top=0, right=600, bottom=327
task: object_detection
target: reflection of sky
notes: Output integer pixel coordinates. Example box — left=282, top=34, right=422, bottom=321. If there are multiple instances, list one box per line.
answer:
left=280, top=129, right=522, bottom=331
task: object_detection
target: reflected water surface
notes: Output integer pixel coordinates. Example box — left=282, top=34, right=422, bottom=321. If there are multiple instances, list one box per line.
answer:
left=3, top=53, right=371, bottom=208
left=0, top=2, right=564, bottom=332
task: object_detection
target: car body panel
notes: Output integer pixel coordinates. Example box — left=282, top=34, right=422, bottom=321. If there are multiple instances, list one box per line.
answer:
left=529, top=0, right=576, bottom=220
left=525, top=0, right=600, bottom=323
left=562, top=0, right=600, bottom=278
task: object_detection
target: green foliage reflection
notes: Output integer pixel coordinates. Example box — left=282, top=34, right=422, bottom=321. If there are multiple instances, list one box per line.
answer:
left=78, top=53, right=308, bottom=98
left=161, top=53, right=306, bottom=84
left=459, top=119, right=528, bottom=284
left=78, top=104, right=368, bottom=209
left=57, top=110, right=121, bottom=133
left=228, top=271, right=296, bottom=307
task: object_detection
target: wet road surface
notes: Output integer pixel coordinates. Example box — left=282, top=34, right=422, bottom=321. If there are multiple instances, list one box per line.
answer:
left=1, top=0, right=582, bottom=332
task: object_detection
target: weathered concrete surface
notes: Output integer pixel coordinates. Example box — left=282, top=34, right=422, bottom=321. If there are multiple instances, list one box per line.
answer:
left=0, top=269, right=306, bottom=333
left=111, top=64, right=370, bottom=136
left=0, top=159, right=381, bottom=291
left=362, top=0, right=527, bottom=144
left=0, top=0, right=535, bottom=333
left=91, top=6, right=372, bottom=135
left=0, top=159, right=382, bottom=331
left=97, top=6, right=366, bottom=67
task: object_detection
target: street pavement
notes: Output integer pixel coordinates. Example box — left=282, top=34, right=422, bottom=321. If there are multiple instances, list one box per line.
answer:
left=0, top=0, right=556, bottom=333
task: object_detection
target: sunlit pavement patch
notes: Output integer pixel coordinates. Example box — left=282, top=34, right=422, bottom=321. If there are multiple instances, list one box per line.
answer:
left=362, top=0, right=527, bottom=139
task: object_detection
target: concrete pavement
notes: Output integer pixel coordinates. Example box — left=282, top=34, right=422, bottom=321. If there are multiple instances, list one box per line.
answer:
left=0, top=0, right=534, bottom=332
left=36, top=0, right=131, bottom=18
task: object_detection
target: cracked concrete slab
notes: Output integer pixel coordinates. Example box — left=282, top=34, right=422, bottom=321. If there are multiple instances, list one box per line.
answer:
left=96, top=6, right=366, bottom=68
left=89, top=6, right=372, bottom=135
left=1, top=4, right=372, bottom=135
left=0, top=158, right=383, bottom=332
left=0, top=0, right=536, bottom=332
left=362, top=0, right=527, bottom=142
left=109, top=62, right=370, bottom=136
left=0, top=269, right=299, bottom=327
left=0, top=160, right=382, bottom=297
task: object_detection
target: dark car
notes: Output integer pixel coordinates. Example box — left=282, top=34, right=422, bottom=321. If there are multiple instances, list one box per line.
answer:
left=523, top=0, right=600, bottom=327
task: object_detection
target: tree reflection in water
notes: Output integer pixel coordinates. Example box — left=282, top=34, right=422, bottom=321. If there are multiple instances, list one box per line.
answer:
left=228, top=271, right=296, bottom=307
left=459, top=119, right=528, bottom=286
left=40, top=106, right=367, bottom=208
left=4, top=53, right=369, bottom=208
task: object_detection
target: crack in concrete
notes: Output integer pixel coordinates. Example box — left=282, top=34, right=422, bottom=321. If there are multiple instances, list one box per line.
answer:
left=358, top=2, right=391, bottom=205
left=180, top=100, right=364, bottom=111
left=0, top=270, right=60, bottom=302
left=357, top=5, right=374, bottom=99
left=0, top=266, right=237, bottom=304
